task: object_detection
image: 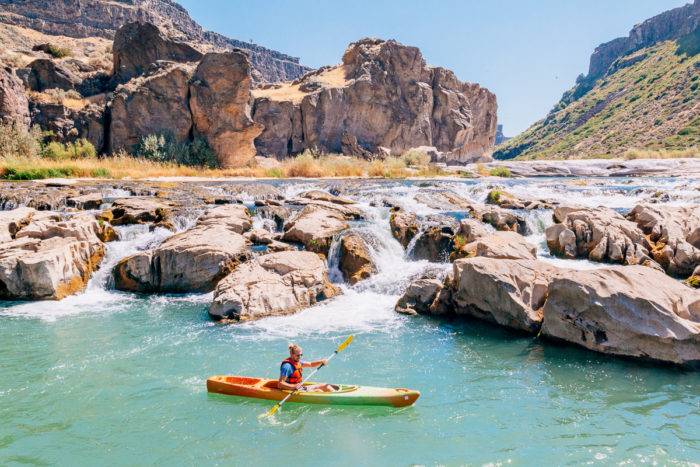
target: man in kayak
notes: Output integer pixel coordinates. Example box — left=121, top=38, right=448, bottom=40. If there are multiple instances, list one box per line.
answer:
left=278, top=343, right=336, bottom=392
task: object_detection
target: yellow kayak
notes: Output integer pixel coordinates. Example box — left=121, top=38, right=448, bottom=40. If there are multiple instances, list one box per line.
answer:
left=206, top=375, right=420, bottom=408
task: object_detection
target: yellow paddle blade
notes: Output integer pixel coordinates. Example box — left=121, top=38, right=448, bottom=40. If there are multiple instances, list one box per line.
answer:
left=264, top=404, right=281, bottom=417
left=336, top=335, right=354, bottom=353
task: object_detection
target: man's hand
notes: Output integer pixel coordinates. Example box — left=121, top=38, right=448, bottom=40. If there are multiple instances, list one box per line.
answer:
left=320, top=358, right=328, bottom=366
left=295, top=383, right=304, bottom=390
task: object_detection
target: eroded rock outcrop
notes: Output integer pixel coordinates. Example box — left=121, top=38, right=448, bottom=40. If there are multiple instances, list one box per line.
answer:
left=546, top=206, right=655, bottom=267
left=0, top=66, right=30, bottom=127
left=453, top=231, right=537, bottom=261
left=0, top=213, right=110, bottom=300
left=209, top=250, right=340, bottom=321
left=26, top=58, right=80, bottom=92
left=112, top=21, right=203, bottom=85
left=542, top=266, right=700, bottom=366
left=109, top=63, right=193, bottom=154
left=390, top=209, right=419, bottom=248
left=627, top=204, right=700, bottom=277
left=252, top=38, right=497, bottom=162
left=101, top=197, right=175, bottom=229
left=190, top=52, right=262, bottom=167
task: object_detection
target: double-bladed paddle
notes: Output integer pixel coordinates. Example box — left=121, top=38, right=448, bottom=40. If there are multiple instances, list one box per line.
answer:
left=262, top=335, right=354, bottom=417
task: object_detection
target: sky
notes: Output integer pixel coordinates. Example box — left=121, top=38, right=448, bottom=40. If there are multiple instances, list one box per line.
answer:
left=179, top=0, right=689, bottom=136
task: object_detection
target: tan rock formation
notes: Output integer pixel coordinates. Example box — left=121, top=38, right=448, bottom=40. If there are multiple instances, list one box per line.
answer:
left=252, top=38, right=497, bottom=162
left=109, top=63, right=193, bottom=154
left=542, top=266, right=700, bottom=365
left=209, top=250, right=340, bottom=321
left=0, top=66, right=29, bottom=127
left=339, top=233, right=377, bottom=284
left=281, top=205, right=348, bottom=254
left=190, top=52, right=262, bottom=167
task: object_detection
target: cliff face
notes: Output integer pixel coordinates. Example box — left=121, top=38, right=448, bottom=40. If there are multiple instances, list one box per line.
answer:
left=252, top=38, right=497, bottom=163
left=495, top=1, right=700, bottom=160
left=0, top=0, right=310, bottom=82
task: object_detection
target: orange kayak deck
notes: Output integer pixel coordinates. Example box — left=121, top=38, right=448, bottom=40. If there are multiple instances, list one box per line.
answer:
left=206, top=375, right=420, bottom=408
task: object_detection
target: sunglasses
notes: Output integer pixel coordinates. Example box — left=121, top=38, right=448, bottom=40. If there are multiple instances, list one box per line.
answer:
left=293, top=353, right=303, bottom=357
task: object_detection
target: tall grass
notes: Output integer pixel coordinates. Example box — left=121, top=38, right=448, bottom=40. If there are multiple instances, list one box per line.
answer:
left=623, top=147, right=699, bottom=160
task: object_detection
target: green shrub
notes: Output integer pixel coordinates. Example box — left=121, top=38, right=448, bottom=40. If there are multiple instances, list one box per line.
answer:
left=90, top=168, right=111, bottom=178
left=42, top=139, right=96, bottom=160
left=135, top=133, right=218, bottom=168
left=265, top=167, right=284, bottom=178
left=44, top=43, right=72, bottom=59
left=2, top=166, right=77, bottom=180
left=486, top=189, right=502, bottom=204
left=687, top=275, right=700, bottom=288
left=489, top=166, right=511, bottom=177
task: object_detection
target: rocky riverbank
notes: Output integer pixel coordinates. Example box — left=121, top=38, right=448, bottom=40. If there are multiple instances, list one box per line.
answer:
left=0, top=176, right=698, bottom=366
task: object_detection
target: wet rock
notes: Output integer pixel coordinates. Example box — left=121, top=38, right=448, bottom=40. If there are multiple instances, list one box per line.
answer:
left=109, top=63, right=194, bottom=154
left=281, top=205, right=348, bottom=255
left=209, top=250, right=340, bottom=321
left=256, top=205, right=290, bottom=231
left=112, top=22, right=203, bottom=85
left=287, top=198, right=363, bottom=220
left=457, top=218, right=492, bottom=243
left=103, top=198, right=175, bottom=229
left=15, top=212, right=116, bottom=245
left=546, top=206, right=655, bottom=267
left=627, top=204, right=700, bottom=277
left=299, top=190, right=355, bottom=205
left=390, top=209, right=419, bottom=248
left=485, top=188, right=555, bottom=210
left=66, top=193, right=103, bottom=210
left=541, top=266, right=700, bottom=366
left=0, top=66, right=30, bottom=127
left=469, top=204, right=530, bottom=235
left=448, top=258, right=558, bottom=333
left=114, top=224, right=250, bottom=293
left=453, top=231, right=537, bottom=261
left=413, top=190, right=473, bottom=211
left=196, top=204, right=252, bottom=234
left=410, top=215, right=459, bottom=262
left=339, top=233, right=377, bottom=284
left=190, top=52, right=262, bottom=167
left=394, top=276, right=445, bottom=315
left=245, top=228, right=274, bottom=245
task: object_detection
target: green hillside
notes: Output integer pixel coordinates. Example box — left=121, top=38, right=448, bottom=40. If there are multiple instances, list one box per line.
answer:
left=495, top=37, right=700, bottom=160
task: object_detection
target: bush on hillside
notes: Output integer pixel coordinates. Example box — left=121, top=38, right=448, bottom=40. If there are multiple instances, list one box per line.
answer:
left=0, top=123, right=43, bottom=159
left=42, top=139, right=96, bottom=160
left=135, top=133, right=218, bottom=168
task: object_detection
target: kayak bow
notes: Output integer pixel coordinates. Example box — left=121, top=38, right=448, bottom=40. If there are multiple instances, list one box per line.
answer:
left=207, top=375, right=420, bottom=408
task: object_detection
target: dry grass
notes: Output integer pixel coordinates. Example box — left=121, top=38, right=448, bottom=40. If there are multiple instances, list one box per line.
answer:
left=0, top=151, right=448, bottom=180
left=623, top=147, right=699, bottom=160
left=252, top=65, right=347, bottom=104
left=29, top=90, right=90, bottom=111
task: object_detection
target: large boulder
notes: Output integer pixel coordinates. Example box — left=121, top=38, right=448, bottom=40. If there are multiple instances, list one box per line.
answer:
left=101, top=198, right=175, bottom=228
left=281, top=205, right=348, bottom=254
left=338, top=233, right=376, bottom=284
left=252, top=38, right=496, bottom=161
left=0, top=207, right=39, bottom=243
left=448, top=258, right=558, bottom=333
left=453, top=231, right=537, bottom=261
left=469, top=204, right=530, bottom=235
left=541, top=266, right=700, bottom=366
left=109, top=63, right=194, bottom=154
left=26, top=59, right=79, bottom=92
left=190, top=52, right=262, bottom=167
left=113, top=204, right=252, bottom=293
left=0, top=66, right=30, bottom=127
left=409, top=215, right=459, bottom=262
left=627, top=204, right=700, bottom=277
left=390, top=209, right=419, bottom=248
left=545, top=206, right=655, bottom=267
left=394, top=276, right=445, bottom=315
left=112, top=21, right=203, bottom=85
left=0, top=213, right=110, bottom=300
left=209, top=251, right=340, bottom=321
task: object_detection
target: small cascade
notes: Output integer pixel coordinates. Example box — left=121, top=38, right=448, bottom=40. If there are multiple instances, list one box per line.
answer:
left=326, top=232, right=345, bottom=283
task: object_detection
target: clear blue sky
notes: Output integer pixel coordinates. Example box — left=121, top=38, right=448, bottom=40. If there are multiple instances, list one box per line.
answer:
left=179, top=0, right=689, bottom=135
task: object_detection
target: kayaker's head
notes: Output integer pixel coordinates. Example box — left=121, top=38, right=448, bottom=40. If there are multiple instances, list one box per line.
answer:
left=288, top=343, right=303, bottom=362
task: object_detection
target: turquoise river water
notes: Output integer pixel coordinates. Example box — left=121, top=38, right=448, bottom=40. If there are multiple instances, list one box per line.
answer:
left=1, top=178, right=699, bottom=465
